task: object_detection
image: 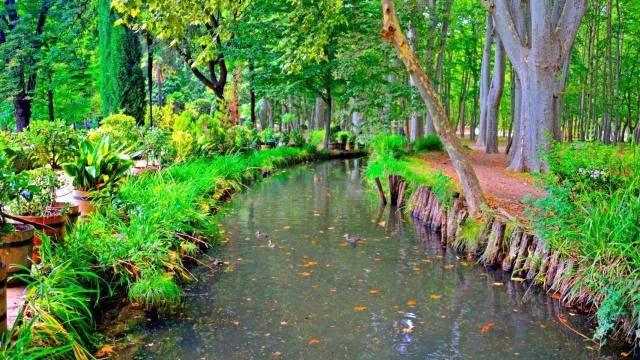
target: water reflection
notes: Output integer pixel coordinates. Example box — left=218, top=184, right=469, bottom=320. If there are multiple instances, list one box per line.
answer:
left=123, top=160, right=616, bottom=360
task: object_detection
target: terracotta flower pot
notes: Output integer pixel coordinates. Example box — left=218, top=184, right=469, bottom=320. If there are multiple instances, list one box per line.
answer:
left=72, top=189, right=96, bottom=217
left=260, top=144, right=274, bottom=150
left=0, top=224, right=34, bottom=284
left=48, top=201, right=80, bottom=225
left=328, top=142, right=342, bottom=150
left=14, top=213, right=67, bottom=263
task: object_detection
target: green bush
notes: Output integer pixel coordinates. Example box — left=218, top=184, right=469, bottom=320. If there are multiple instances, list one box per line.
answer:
left=92, top=113, right=141, bottom=152
left=370, top=134, right=407, bottom=159
left=19, top=119, right=79, bottom=169
left=309, top=130, right=325, bottom=147
left=413, top=134, right=444, bottom=153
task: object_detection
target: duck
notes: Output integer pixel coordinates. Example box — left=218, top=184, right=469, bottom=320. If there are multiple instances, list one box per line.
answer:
left=267, top=240, right=276, bottom=249
left=256, top=230, right=269, bottom=239
left=343, top=234, right=364, bottom=244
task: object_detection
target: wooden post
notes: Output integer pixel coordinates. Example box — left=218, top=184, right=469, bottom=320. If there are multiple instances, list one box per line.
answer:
left=374, top=177, right=387, bottom=206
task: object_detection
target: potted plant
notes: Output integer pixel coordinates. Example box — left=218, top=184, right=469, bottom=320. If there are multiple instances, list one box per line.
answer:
left=0, top=151, right=35, bottom=277
left=276, top=132, right=289, bottom=147
left=133, top=127, right=174, bottom=175
left=62, top=136, right=133, bottom=217
left=258, top=128, right=277, bottom=149
left=20, top=120, right=80, bottom=222
left=287, top=130, right=305, bottom=148
left=335, top=131, right=350, bottom=150
left=10, top=167, right=65, bottom=263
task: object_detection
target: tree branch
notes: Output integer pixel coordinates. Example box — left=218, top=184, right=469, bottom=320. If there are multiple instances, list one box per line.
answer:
left=487, top=0, right=525, bottom=71
left=555, top=0, right=587, bottom=64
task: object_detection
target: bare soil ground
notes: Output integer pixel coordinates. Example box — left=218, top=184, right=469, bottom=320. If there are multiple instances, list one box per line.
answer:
left=413, top=141, right=546, bottom=219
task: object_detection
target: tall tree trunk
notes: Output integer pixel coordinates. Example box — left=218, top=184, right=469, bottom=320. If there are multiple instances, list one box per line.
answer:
left=147, top=33, right=153, bottom=127
left=155, top=65, right=164, bottom=107
left=382, top=0, right=487, bottom=216
left=490, top=0, right=586, bottom=172
left=485, top=37, right=506, bottom=154
left=477, top=14, right=493, bottom=147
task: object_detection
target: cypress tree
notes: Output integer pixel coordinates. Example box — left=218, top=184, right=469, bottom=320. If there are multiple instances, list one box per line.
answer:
left=98, top=0, right=146, bottom=124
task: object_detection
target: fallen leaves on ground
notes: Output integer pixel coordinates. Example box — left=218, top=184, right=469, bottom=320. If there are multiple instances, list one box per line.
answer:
left=353, top=306, right=367, bottom=312
left=481, top=322, right=494, bottom=333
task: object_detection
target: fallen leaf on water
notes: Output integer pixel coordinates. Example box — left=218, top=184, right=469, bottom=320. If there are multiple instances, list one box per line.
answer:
left=443, top=264, right=454, bottom=269
left=436, top=255, right=444, bottom=259
left=280, top=320, right=288, bottom=325
left=539, top=324, right=546, bottom=329
left=273, top=351, right=282, bottom=356
left=550, top=293, right=562, bottom=300
left=421, top=259, right=432, bottom=263
left=430, top=294, right=442, bottom=300
left=621, top=351, right=629, bottom=357
left=299, top=272, right=311, bottom=277
left=232, top=320, right=240, bottom=326
left=328, top=226, right=335, bottom=230
left=368, top=289, right=381, bottom=295
left=374, top=258, right=383, bottom=262
left=308, top=338, right=320, bottom=345
left=314, top=213, right=320, bottom=217
left=303, top=255, right=309, bottom=259
left=329, top=288, right=337, bottom=293
left=224, top=264, right=235, bottom=272
left=402, top=327, right=413, bottom=334
left=492, top=282, right=504, bottom=286
left=353, top=306, right=367, bottom=312
left=377, top=221, right=386, bottom=227
left=283, top=225, right=291, bottom=230
left=406, top=299, right=416, bottom=306
left=511, top=277, right=525, bottom=282
left=339, top=243, right=348, bottom=248
left=311, top=240, right=317, bottom=246
left=412, top=267, right=421, bottom=271
left=481, top=322, right=494, bottom=333
left=311, top=284, right=318, bottom=288
left=303, top=261, right=318, bottom=268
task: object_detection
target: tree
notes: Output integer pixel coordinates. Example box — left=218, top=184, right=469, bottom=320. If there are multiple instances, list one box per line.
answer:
left=0, top=0, right=89, bottom=130
left=488, top=0, right=587, bottom=172
left=98, top=0, right=146, bottom=123
left=381, top=0, right=486, bottom=216
left=111, top=0, right=246, bottom=100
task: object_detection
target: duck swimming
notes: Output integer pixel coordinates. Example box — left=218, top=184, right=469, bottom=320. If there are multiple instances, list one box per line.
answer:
left=267, top=239, right=276, bottom=249
left=256, top=230, right=269, bottom=239
left=343, top=234, right=364, bottom=244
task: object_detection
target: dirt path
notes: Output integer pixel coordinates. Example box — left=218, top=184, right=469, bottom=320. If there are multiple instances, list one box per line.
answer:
left=413, top=142, right=546, bottom=219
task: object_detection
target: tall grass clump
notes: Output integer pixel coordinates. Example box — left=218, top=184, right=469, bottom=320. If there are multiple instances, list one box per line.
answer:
left=531, top=142, right=640, bottom=343
left=412, top=134, right=444, bottom=153
left=370, top=134, right=407, bottom=160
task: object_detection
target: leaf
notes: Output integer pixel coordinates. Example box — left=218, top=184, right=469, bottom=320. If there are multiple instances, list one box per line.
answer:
left=430, top=294, right=442, bottom=299
left=368, top=289, right=381, bottom=295
left=402, top=327, right=413, bottom=334
left=308, top=338, right=320, bottom=345
left=299, top=272, right=311, bottom=277
left=303, top=261, right=318, bottom=268
left=421, top=259, right=432, bottom=263
left=283, top=225, right=291, bottom=230
left=353, top=306, right=366, bottom=311
left=406, top=299, right=416, bottom=306
left=492, top=282, right=504, bottom=286
left=481, top=322, right=494, bottom=333
left=412, top=267, right=421, bottom=271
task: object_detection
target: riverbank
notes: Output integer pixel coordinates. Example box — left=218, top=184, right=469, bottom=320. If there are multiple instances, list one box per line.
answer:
left=365, top=142, right=639, bottom=350
left=2, top=146, right=365, bottom=359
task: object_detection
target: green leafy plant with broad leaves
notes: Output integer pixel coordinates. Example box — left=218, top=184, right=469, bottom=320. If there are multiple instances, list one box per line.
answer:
left=413, top=134, right=444, bottom=153
left=289, top=130, right=306, bottom=146
left=62, top=135, right=133, bottom=192
left=18, top=120, right=79, bottom=169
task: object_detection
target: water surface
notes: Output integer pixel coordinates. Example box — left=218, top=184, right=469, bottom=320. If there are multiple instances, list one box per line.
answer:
left=125, top=160, right=613, bottom=359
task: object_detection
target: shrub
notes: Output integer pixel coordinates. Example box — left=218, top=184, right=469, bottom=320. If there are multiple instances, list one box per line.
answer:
left=413, top=134, right=444, bottom=153
left=258, top=128, right=277, bottom=146
left=370, top=134, right=407, bottom=159
left=309, top=130, right=325, bottom=147
left=19, top=119, right=78, bottom=169
left=188, top=98, right=213, bottom=117
left=92, top=113, right=141, bottom=151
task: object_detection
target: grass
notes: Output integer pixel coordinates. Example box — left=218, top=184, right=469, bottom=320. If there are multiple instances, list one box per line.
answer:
left=6, top=146, right=328, bottom=358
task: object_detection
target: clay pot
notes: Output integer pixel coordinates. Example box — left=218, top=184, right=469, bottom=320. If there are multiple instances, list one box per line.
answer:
left=48, top=201, right=80, bottom=225
left=0, top=224, right=34, bottom=283
left=72, top=189, right=96, bottom=217
left=328, top=142, right=342, bottom=150
left=14, top=213, right=67, bottom=263
left=260, top=144, right=274, bottom=150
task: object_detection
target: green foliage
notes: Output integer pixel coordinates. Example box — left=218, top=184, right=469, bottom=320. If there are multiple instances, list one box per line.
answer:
left=309, top=130, right=326, bottom=147
left=129, top=272, right=182, bottom=310
left=91, top=113, right=141, bottom=151
left=289, top=130, right=306, bottom=146
left=10, top=167, right=60, bottom=217
left=139, top=126, right=176, bottom=166
left=531, top=142, right=640, bottom=342
left=0, top=151, right=29, bottom=232
left=258, top=128, right=277, bottom=146
left=370, top=134, right=407, bottom=159
left=188, top=98, right=213, bottom=117
left=413, top=135, right=444, bottom=153
left=19, top=120, right=79, bottom=169
left=62, top=136, right=133, bottom=191
left=99, top=0, right=146, bottom=123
